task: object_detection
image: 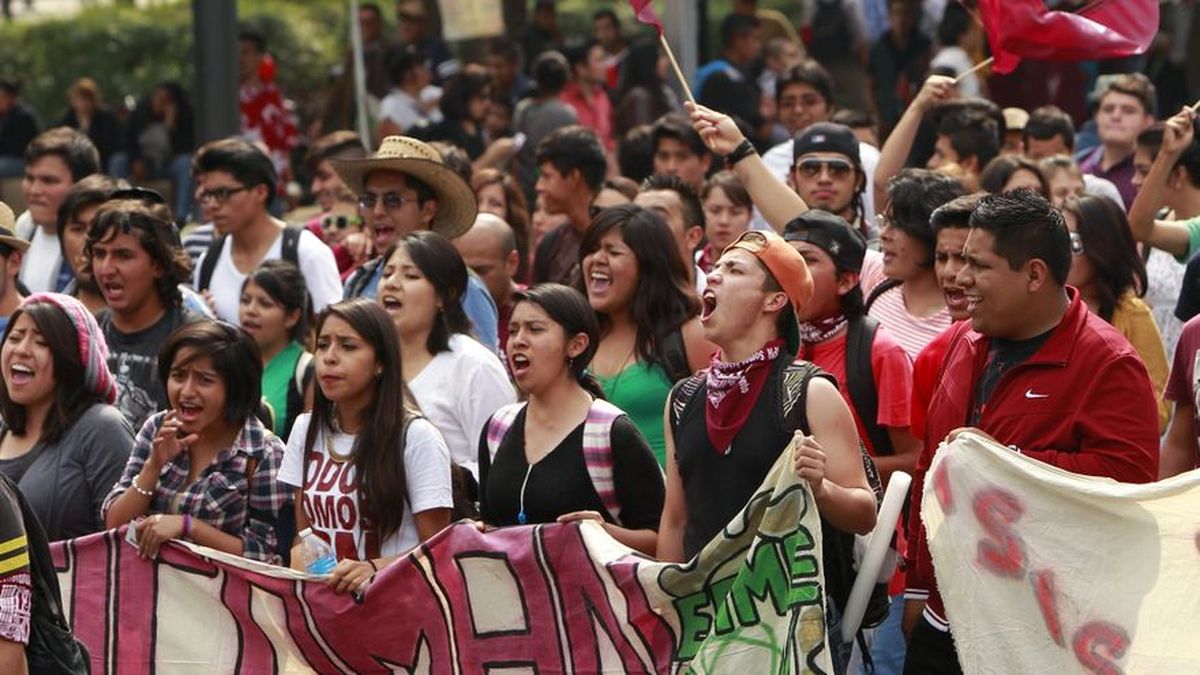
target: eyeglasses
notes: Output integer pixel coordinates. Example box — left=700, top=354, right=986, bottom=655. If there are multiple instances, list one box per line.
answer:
left=321, top=214, right=363, bottom=230
left=794, top=158, right=854, bottom=180
left=358, top=192, right=416, bottom=211
left=1069, top=231, right=1085, bottom=255
left=197, top=186, right=247, bottom=205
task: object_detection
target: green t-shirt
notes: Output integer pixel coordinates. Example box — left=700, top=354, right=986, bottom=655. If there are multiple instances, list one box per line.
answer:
left=595, top=360, right=673, bottom=467
left=1177, top=215, right=1200, bottom=263
left=263, top=341, right=305, bottom=437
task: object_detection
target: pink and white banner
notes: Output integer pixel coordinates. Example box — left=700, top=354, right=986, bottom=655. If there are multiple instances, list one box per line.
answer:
left=923, top=432, right=1200, bottom=674
left=50, top=450, right=833, bottom=673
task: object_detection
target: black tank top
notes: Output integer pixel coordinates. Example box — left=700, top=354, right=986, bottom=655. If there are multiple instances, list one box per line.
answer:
left=671, top=356, right=828, bottom=558
left=670, top=355, right=871, bottom=615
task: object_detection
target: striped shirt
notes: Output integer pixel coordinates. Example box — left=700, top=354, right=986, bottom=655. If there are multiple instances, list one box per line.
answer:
left=0, top=477, right=31, bottom=645
left=861, top=250, right=952, bottom=359
left=103, top=411, right=290, bottom=564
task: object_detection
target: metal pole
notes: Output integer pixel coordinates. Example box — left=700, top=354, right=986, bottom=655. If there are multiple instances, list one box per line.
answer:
left=348, top=0, right=372, bottom=144
left=192, top=0, right=240, bottom=144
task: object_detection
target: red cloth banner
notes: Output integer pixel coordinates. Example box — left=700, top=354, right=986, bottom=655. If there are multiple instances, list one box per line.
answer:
left=630, top=0, right=665, bottom=38
left=978, top=0, right=1159, bottom=74
left=49, top=450, right=832, bottom=672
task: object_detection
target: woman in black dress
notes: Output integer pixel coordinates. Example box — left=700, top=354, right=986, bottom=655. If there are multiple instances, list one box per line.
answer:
left=477, top=284, right=664, bottom=555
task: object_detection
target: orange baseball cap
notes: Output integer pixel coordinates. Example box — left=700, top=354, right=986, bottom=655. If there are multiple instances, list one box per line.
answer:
left=722, top=230, right=813, bottom=356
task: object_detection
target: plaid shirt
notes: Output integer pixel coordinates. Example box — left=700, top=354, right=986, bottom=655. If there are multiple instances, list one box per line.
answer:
left=103, top=411, right=289, bottom=563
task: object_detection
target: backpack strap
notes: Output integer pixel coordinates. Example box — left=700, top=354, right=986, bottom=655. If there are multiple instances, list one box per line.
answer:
left=668, top=371, right=707, bottom=433
left=484, top=402, right=526, bottom=460
left=197, top=233, right=229, bottom=292
left=294, top=351, right=314, bottom=394
left=281, top=225, right=302, bottom=266
left=779, top=361, right=830, bottom=435
left=344, top=257, right=380, bottom=299
left=658, top=328, right=691, bottom=383
left=582, top=398, right=625, bottom=525
left=863, top=277, right=903, bottom=313
left=845, top=315, right=894, bottom=456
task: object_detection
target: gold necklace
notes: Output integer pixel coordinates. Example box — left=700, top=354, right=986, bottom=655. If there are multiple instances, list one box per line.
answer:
left=324, top=412, right=355, bottom=463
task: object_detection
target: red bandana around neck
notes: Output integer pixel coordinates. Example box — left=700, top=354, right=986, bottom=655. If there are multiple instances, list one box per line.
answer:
left=705, top=339, right=784, bottom=454
left=798, top=313, right=848, bottom=359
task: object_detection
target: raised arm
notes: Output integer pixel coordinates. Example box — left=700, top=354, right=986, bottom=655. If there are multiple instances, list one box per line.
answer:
left=687, top=101, right=808, bottom=231
left=873, top=75, right=957, bottom=209
left=1127, top=107, right=1197, bottom=259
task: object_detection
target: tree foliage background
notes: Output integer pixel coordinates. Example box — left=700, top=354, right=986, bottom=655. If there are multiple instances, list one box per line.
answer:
left=0, top=0, right=345, bottom=124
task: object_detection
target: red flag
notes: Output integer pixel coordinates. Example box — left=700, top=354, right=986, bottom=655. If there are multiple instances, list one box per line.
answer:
left=978, top=0, right=1159, bottom=75
left=630, top=0, right=664, bottom=38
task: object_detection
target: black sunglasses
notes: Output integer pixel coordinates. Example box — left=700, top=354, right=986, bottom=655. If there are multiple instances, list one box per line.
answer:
left=794, top=158, right=854, bottom=180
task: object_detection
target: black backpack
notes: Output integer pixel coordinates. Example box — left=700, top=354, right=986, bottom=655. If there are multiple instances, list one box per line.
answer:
left=196, top=226, right=303, bottom=292
left=844, top=314, right=896, bottom=457
left=5, top=475, right=90, bottom=674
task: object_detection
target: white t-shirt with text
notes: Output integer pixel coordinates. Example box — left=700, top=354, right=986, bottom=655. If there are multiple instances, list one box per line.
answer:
left=279, top=413, right=452, bottom=559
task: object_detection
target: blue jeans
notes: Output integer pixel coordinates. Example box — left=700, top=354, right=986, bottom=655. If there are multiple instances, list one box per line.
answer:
left=826, top=599, right=852, bottom=674
left=849, top=594, right=907, bottom=675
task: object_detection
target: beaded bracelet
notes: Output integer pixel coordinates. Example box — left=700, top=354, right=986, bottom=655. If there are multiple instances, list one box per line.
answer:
left=182, top=514, right=192, bottom=539
left=131, top=479, right=154, bottom=498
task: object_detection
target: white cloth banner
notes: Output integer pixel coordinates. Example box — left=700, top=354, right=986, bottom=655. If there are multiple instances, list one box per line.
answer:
left=922, top=432, right=1200, bottom=674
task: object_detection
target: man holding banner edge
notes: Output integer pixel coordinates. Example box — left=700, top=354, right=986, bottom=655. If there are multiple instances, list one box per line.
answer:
left=657, top=101, right=879, bottom=672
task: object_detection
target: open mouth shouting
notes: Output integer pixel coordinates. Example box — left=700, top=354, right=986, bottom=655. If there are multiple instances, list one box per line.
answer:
left=509, top=352, right=532, bottom=379
left=700, top=289, right=718, bottom=323
left=943, top=286, right=968, bottom=315
left=587, top=269, right=612, bottom=296
left=379, top=292, right=403, bottom=313
left=176, top=402, right=204, bottom=424
left=8, top=363, right=34, bottom=387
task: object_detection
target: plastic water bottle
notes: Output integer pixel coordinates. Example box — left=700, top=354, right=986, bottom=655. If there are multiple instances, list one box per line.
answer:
left=298, top=528, right=337, bottom=576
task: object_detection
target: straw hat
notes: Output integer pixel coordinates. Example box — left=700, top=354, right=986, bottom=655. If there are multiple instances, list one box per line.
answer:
left=0, top=201, right=28, bottom=251
left=332, top=136, right=478, bottom=240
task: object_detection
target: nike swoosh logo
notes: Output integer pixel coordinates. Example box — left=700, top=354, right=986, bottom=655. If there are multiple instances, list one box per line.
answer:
left=1024, top=389, right=1049, bottom=399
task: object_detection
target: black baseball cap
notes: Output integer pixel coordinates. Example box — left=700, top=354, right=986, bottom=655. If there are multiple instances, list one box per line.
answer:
left=781, top=209, right=866, bottom=274
left=793, top=122, right=861, bottom=166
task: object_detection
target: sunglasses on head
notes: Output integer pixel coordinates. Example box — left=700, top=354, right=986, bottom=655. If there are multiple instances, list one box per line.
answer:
left=110, top=186, right=168, bottom=206
left=794, top=158, right=854, bottom=180
left=321, top=214, right=363, bottom=230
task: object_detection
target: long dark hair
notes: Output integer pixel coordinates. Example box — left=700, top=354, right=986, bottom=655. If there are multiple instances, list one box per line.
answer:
left=243, top=259, right=312, bottom=345
left=979, top=155, right=1050, bottom=197
left=383, top=231, right=472, bottom=354
left=0, top=303, right=105, bottom=444
left=512, top=284, right=604, bottom=399
left=616, top=37, right=668, bottom=110
left=306, top=299, right=411, bottom=542
left=1064, top=195, right=1147, bottom=322
left=578, top=204, right=699, bottom=379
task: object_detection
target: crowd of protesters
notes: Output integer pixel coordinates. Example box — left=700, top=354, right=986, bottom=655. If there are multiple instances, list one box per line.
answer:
left=1, top=0, right=1199, bottom=673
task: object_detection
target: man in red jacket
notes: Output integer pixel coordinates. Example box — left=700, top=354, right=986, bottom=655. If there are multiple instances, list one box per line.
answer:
left=902, top=190, right=1159, bottom=675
